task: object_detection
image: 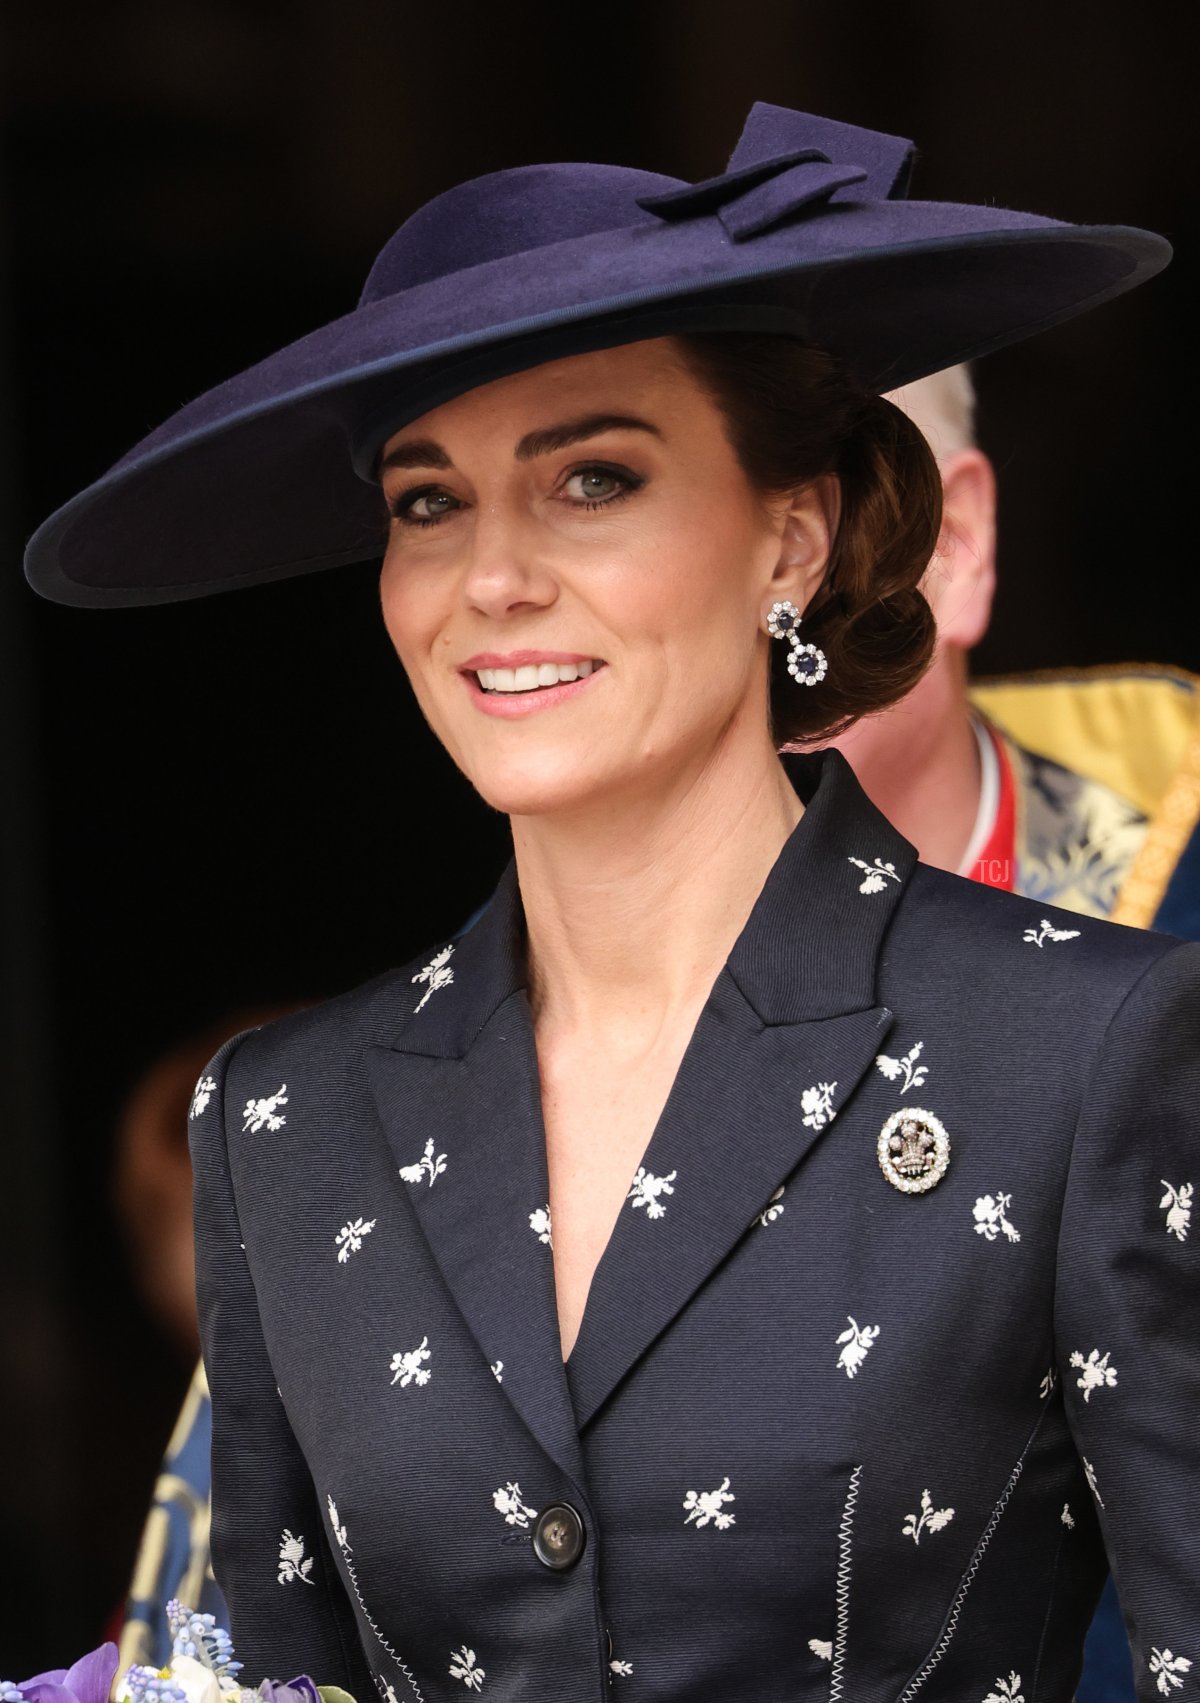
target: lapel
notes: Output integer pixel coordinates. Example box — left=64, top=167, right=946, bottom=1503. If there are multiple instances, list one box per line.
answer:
left=366, top=751, right=915, bottom=1459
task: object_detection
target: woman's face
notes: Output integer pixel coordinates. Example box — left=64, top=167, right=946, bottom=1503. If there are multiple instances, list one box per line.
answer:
left=378, top=336, right=827, bottom=819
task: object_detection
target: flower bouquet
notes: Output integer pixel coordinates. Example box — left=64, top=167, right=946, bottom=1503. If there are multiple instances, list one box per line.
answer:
left=1, top=1602, right=354, bottom=1703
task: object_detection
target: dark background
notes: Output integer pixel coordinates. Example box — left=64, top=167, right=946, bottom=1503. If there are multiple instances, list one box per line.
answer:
left=0, top=0, right=1192, bottom=1671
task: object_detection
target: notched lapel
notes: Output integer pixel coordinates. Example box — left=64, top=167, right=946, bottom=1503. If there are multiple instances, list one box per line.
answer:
left=565, top=976, right=894, bottom=1428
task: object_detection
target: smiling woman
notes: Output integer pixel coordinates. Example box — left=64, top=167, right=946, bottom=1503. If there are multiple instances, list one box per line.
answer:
left=23, top=101, right=1196, bottom=1703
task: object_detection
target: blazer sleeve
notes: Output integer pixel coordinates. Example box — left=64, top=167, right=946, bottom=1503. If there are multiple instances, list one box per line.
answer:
left=190, top=1032, right=373, bottom=1697
left=1054, top=939, right=1200, bottom=1698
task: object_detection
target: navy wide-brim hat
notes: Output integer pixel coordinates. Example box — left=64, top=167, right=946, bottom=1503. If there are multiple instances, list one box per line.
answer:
left=25, top=101, right=1169, bottom=608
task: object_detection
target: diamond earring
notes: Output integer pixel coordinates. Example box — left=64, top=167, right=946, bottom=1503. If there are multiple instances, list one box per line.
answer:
left=765, top=600, right=828, bottom=687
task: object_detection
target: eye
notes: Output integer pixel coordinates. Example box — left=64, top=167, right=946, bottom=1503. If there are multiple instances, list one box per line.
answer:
left=561, top=464, right=643, bottom=509
left=388, top=486, right=462, bottom=527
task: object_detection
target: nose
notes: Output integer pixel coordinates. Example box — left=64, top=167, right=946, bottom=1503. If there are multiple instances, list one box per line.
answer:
left=461, top=505, right=559, bottom=620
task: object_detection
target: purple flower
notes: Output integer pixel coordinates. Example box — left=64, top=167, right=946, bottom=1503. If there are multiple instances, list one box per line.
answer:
left=15, top=1646, right=119, bottom=1703
left=257, top=1680, right=321, bottom=1703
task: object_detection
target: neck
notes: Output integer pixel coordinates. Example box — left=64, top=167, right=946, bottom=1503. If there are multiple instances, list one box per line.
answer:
left=512, top=728, right=803, bottom=1044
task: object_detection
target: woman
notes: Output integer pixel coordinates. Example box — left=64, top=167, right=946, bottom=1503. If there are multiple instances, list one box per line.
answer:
left=26, top=104, right=1194, bottom=1703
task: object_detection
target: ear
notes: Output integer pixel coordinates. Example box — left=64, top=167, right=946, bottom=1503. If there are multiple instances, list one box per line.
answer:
left=767, top=475, right=839, bottom=611
left=923, top=448, right=996, bottom=651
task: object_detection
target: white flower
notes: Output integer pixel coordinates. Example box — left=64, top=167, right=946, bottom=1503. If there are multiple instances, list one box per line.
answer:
left=335, top=1216, right=377, bottom=1263
left=627, top=1166, right=677, bottom=1219
left=243, top=1084, right=288, bottom=1133
left=168, top=1656, right=224, bottom=1703
left=1160, top=1181, right=1193, bottom=1242
left=529, top=1205, right=553, bottom=1247
left=609, top=1660, right=633, bottom=1677
left=683, top=1476, right=736, bottom=1530
left=327, top=1495, right=349, bottom=1551
left=757, top=1185, right=786, bottom=1227
left=874, top=1042, right=928, bottom=1094
left=399, top=1136, right=447, bottom=1186
left=491, top=1360, right=504, bottom=1383
left=1039, top=1367, right=1057, bottom=1400
left=448, top=1645, right=485, bottom=1692
left=1150, top=1649, right=1192, bottom=1696
left=983, top=1674, right=1025, bottom=1703
left=973, top=1191, right=1021, bottom=1243
left=902, top=1487, right=955, bottom=1545
left=1023, top=919, right=1080, bottom=948
left=801, top=1080, right=837, bottom=1130
left=189, top=1074, right=217, bottom=1120
left=808, top=1639, right=833, bottom=1662
left=277, top=1527, right=314, bottom=1584
left=492, top=1481, right=537, bottom=1528
left=1083, top=1457, right=1105, bottom=1508
left=1070, top=1347, right=1118, bottom=1402
left=835, top=1315, right=879, bottom=1378
left=390, top=1335, right=432, bottom=1387
left=848, top=855, right=902, bottom=894
left=1061, top=1503, right=1075, bottom=1529
left=413, top=945, right=455, bottom=1013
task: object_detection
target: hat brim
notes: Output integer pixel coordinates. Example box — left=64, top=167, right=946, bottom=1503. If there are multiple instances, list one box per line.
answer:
left=24, top=201, right=1168, bottom=607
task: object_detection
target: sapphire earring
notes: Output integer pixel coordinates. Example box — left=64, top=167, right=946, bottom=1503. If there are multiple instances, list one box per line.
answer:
left=766, top=600, right=828, bottom=687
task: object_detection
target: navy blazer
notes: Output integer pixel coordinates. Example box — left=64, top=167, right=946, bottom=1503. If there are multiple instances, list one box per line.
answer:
left=191, top=750, right=1200, bottom=1703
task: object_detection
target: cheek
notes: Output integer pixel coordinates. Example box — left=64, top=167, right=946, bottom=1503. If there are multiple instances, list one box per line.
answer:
left=379, top=550, right=446, bottom=670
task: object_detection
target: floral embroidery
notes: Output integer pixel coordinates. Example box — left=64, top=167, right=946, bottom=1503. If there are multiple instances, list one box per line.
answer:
left=190, top=1075, right=217, bottom=1120
left=1070, top=1348, right=1118, bottom=1402
left=399, top=1136, right=447, bottom=1187
left=757, top=1185, right=785, bottom=1227
left=902, top=1488, right=955, bottom=1544
left=390, top=1336, right=432, bottom=1387
left=973, top=1192, right=1021, bottom=1243
left=808, top=1639, right=833, bottom=1662
left=627, top=1166, right=677, bottom=1219
left=801, top=1081, right=837, bottom=1130
left=609, top=1660, right=633, bottom=1678
left=1083, top=1457, right=1105, bottom=1508
left=683, top=1476, right=736, bottom=1529
left=277, top=1529, right=314, bottom=1584
left=327, top=1496, right=349, bottom=1551
left=1160, top=1181, right=1193, bottom=1242
left=492, top=1482, right=537, bottom=1528
left=1039, top=1368, right=1057, bottom=1400
left=529, top=1206, right=553, bottom=1247
left=448, top=1648, right=484, bottom=1692
left=335, top=1217, right=377, bottom=1263
left=835, top=1315, right=879, bottom=1378
left=243, top=1085, right=288, bottom=1133
left=983, top=1675, right=1024, bottom=1703
left=1150, top=1650, right=1192, bottom=1695
left=491, top=1360, right=504, bottom=1383
left=412, top=945, right=454, bottom=1013
left=1023, top=918, right=1080, bottom=948
left=1061, top=1503, right=1075, bottom=1529
left=875, top=1042, right=928, bottom=1094
left=848, top=855, right=902, bottom=894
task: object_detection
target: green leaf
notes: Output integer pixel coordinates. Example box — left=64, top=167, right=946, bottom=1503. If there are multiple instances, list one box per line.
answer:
left=318, top=1687, right=358, bottom=1703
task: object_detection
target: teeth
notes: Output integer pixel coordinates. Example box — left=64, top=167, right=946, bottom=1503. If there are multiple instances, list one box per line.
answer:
left=476, top=661, right=600, bottom=693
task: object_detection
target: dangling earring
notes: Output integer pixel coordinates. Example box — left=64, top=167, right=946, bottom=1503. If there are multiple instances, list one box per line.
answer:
left=766, top=600, right=828, bottom=686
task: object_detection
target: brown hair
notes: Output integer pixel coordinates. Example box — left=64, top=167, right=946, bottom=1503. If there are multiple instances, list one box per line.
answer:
left=674, top=332, right=941, bottom=745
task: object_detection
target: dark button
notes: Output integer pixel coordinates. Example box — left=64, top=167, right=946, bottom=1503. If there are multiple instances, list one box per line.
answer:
left=532, top=1502, right=585, bottom=1571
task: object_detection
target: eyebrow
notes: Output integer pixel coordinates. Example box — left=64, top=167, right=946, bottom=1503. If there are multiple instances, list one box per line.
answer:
left=378, top=412, right=664, bottom=474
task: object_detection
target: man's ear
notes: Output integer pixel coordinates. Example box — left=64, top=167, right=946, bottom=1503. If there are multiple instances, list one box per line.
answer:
left=769, top=475, right=840, bottom=610
left=923, top=448, right=996, bottom=651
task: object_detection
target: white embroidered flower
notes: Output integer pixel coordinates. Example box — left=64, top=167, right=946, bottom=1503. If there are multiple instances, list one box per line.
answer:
left=1160, top=1180, right=1193, bottom=1242
left=389, top=1336, right=432, bottom=1387
left=492, top=1482, right=537, bottom=1528
left=412, top=945, right=455, bottom=1013
left=529, top=1205, right=553, bottom=1247
left=683, top=1476, right=736, bottom=1530
left=1150, top=1650, right=1192, bottom=1696
left=335, top=1216, right=377, bottom=1263
left=627, top=1166, right=677, bottom=1219
left=399, top=1135, right=447, bottom=1187
left=448, top=1646, right=485, bottom=1692
left=382, top=1686, right=399, bottom=1703
left=973, top=1191, right=1021, bottom=1243
left=808, top=1639, right=833, bottom=1662
left=1039, top=1367, right=1057, bottom=1400
left=848, top=855, right=902, bottom=895
left=609, top=1660, right=633, bottom=1678
left=835, top=1315, right=879, bottom=1378
left=902, top=1487, right=955, bottom=1545
left=1023, top=918, right=1080, bottom=948
left=491, top=1360, right=504, bottom=1383
left=1070, top=1347, right=1118, bottom=1402
left=243, top=1084, right=288, bottom=1133
left=874, top=1041, right=928, bottom=1094
left=277, top=1528, right=314, bottom=1584
left=801, top=1080, right=837, bottom=1130
left=1061, top=1503, right=1075, bottom=1529
left=326, top=1495, right=349, bottom=1551
left=757, top=1185, right=786, bottom=1227
left=983, top=1674, right=1025, bottom=1703
left=1083, top=1457, right=1105, bottom=1508
left=189, top=1074, right=217, bottom=1120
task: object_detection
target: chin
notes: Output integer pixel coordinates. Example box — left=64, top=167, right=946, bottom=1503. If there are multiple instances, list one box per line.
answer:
left=458, top=745, right=622, bottom=820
